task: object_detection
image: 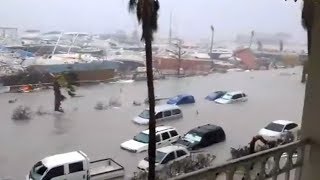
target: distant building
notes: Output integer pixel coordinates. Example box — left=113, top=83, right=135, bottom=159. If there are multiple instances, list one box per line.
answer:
left=234, top=48, right=259, bottom=70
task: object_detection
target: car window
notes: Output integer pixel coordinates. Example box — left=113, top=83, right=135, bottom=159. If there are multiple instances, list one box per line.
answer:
left=242, top=93, right=246, bottom=97
left=162, top=132, right=170, bottom=140
left=43, top=166, right=64, bottom=180
left=156, top=134, right=161, bottom=142
left=169, top=130, right=178, bottom=137
left=155, top=112, right=163, bottom=119
left=265, top=123, right=285, bottom=132
left=69, top=162, right=83, bottom=173
left=232, top=94, right=242, bottom=99
left=176, top=150, right=187, bottom=157
left=163, top=110, right=171, bottom=117
left=161, top=152, right=175, bottom=164
left=172, top=109, right=181, bottom=115
left=285, top=123, right=298, bottom=130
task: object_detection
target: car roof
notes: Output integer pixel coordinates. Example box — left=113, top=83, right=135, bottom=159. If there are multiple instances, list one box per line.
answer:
left=189, top=124, right=223, bottom=135
left=42, top=151, right=86, bottom=168
left=151, top=104, right=181, bottom=112
left=142, top=126, right=176, bottom=134
left=157, top=145, right=187, bottom=153
left=226, top=91, right=245, bottom=95
left=272, top=120, right=295, bottom=125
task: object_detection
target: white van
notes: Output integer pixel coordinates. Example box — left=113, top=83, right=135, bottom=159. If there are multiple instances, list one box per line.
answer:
left=133, top=105, right=183, bottom=125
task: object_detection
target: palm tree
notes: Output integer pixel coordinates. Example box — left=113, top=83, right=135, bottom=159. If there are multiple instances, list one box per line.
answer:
left=129, top=0, right=159, bottom=179
left=53, top=74, right=76, bottom=112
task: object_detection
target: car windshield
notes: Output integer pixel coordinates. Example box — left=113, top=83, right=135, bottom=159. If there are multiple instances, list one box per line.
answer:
left=29, top=161, right=47, bottom=180
left=171, top=95, right=182, bottom=102
left=144, top=151, right=166, bottom=163
left=184, top=132, right=202, bottom=143
left=139, top=110, right=149, bottom=119
left=133, top=132, right=149, bottom=143
left=222, top=94, right=232, bottom=100
left=155, top=151, right=167, bottom=163
left=265, top=122, right=285, bottom=132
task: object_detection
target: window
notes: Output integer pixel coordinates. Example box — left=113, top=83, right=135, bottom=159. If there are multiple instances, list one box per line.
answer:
left=162, top=132, right=170, bottom=140
left=163, top=111, right=171, bottom=117
left=176, top=150, right=187, bottom=157
left=172, top=109, right=181, bottom=115
left=242, top=93, right=247, bottom=97
left=156, top=134, right=161, bottom=142
left=69, top=162, right=83, bottom=173
left=232, top=94, right=242, bottom=99
left=285, top=123, right=298, bottom=130
left=155, top=112, right=163, bottom=119
left=161, top=152, right=175, bottom=164
left=43, top=166, right=64, bottom=180
left=265, top=123, right=285, bottom=132
left=169, top=130, right=178, bottom=137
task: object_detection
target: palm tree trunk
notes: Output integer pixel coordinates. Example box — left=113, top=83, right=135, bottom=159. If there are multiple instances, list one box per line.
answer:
left=146, top=39, right=156, bottom=179
left=143, top=18, right=156, bottom=180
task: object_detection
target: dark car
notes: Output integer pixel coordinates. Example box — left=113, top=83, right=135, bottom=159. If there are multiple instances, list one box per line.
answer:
left=167, top=94, right=195, bottom=105
left=176, top=124, right=226, bottom=150
left=205, top=91, right=227, bottom=101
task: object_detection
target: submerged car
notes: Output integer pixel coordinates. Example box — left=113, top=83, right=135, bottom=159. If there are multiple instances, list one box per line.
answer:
left=138, top=145, right=190, bottom=171
left=120, top=126, right=180, bottom=153
left=133, top=104, right=183, bottom=125
left=205, top=91, right=227, bottom=101
left=176, top=124, right=226, bottom=150
left=258, top=120, right=300, bottom=141
left=214, top=91, right=247, bottom=104
left=167, top=94, right=195, bottom=105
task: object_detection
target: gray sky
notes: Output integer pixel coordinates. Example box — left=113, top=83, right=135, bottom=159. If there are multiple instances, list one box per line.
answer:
left=0, top=0, right=306, bottom=41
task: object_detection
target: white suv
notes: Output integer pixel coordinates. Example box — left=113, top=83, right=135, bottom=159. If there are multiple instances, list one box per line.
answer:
left=138, top=145, right=190, bottom=171
left=120, top=126, right=180, bottom=153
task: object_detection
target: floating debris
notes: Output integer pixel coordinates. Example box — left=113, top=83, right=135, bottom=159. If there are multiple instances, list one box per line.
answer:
left=133, top=101, right=142, bottom=106
left=12, top=105, right=32, bottom=120
left=94, top=102, right=107, bottom=110
left=8, top=98, right=17, bottom=104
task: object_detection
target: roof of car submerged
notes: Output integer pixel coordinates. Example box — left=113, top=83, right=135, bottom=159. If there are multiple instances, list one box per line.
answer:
left=225, top=91, right=245, bottom=96
left=189, top=124, right=224, bottom=135
left=145, top=104, right=181, bottom=112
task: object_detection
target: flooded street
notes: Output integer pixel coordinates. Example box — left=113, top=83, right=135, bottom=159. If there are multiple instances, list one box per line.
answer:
left=0, top=68, right=305, bottom=179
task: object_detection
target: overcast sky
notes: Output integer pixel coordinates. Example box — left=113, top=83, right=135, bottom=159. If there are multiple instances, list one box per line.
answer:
left=0, top=0, right=306, bottom=41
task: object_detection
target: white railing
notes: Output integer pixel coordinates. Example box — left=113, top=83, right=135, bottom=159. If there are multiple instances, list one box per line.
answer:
left=172, top=140, right=309, bottom=180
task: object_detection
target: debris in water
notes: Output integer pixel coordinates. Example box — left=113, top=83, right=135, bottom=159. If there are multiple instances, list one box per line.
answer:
left=133, top=101, right=142, bottom=106
left=8, top=98, right=17, bottom=103
left=12, top=105, right=32, bottom=120
left=95, top=102, right=107, bottom=110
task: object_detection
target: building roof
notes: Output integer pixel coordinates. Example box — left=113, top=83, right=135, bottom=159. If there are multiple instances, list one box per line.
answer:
left=157, top=145, right=187, bottom=154
left=143, top=126, right=176, bottom=134
left=272, top=120, right=295, bottom=125
left=42, top=151, right=86, bottom=168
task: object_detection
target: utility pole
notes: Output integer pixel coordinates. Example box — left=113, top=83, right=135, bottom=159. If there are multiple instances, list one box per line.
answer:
left=169, top=12, right=172, bottom=45
left=249, top=30, right=255, bottom=49
left=210, top=25, right=214, bottom=53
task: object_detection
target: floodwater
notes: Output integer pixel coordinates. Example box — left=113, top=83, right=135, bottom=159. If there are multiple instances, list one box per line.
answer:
left=0, top=67, right=305, bottom=179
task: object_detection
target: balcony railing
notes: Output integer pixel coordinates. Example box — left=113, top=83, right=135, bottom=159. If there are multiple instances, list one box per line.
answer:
left=172, top=140, right=309, bottom=180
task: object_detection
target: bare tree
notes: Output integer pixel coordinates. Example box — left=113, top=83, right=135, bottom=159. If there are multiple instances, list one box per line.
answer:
left=167, top=39, right=186, bottom=76
left=129, top=0, right=160, bottom=179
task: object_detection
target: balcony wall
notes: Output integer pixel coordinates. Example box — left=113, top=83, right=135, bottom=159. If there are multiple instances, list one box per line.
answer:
left=172, top=140, right=309, bottom=180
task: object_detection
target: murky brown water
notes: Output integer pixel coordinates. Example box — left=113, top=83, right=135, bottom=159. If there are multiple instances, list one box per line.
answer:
left=0, top=67, right=305, bottom=179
